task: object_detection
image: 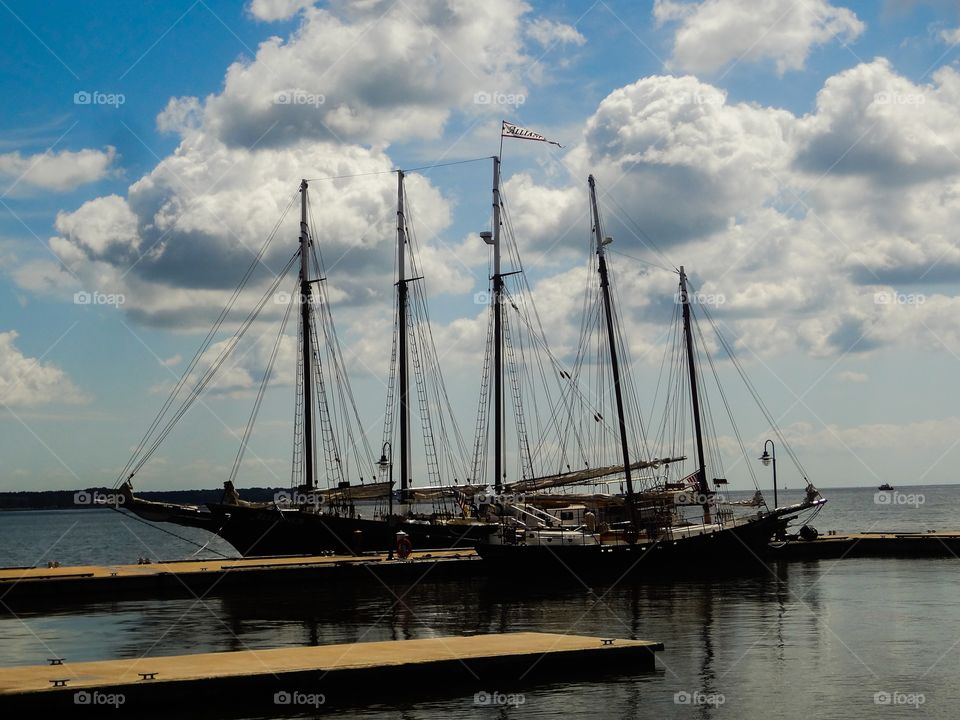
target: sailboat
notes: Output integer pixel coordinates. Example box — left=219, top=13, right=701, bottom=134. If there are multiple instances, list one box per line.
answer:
left=120, top=175, right=494, bottom=556
left=475, top=174, right=826, bottom=573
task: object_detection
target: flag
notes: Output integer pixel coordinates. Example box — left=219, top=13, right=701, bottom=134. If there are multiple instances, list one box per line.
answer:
left=501, top=121, right=563, bottom=147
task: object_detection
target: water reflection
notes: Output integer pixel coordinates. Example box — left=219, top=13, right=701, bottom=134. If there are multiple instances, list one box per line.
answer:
left=9, top=560, right=960, bottom=719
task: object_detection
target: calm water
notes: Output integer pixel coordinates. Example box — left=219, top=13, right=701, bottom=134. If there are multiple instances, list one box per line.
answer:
left=1, top=486, right=958, bottom=718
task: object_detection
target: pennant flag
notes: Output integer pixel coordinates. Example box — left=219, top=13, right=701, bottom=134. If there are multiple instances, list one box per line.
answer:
left=501, top=121, right=563, bottom=147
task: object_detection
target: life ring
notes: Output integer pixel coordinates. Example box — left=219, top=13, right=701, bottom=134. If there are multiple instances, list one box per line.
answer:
left=396, top=535, right=413, bottom=559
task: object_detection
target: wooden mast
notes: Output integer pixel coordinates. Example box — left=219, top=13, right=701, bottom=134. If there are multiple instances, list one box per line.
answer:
left=396, top=170, right=411, bottom=500
left=588, top=175, right=637, bottom=520
left=299, top=180, right=315, bottom=490
left=679, top=266, right=712, bottom=522
left=481, top=157, right=505, bottom=493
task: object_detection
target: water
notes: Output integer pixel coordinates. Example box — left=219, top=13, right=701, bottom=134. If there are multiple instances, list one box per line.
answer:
left=1, top=486, right=957, bottom=718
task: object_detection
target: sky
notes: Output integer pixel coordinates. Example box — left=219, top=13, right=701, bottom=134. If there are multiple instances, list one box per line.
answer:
left=2, top=0, right=960, bottom=494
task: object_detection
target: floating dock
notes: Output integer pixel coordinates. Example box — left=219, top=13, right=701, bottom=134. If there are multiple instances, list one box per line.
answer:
left=0, top=549, right=482, bottom=605
left=0, top=632, right=663, bottom=714
left=768, top=531, right=960, bottom=560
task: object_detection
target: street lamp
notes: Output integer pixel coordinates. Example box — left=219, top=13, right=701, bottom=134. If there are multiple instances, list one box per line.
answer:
left=378, top=442, right=394, bottom=559
left=759, top=439, right=777, bottom=509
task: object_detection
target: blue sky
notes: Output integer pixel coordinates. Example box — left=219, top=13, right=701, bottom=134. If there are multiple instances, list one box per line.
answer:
left=2, top=0, right=960, bottom=494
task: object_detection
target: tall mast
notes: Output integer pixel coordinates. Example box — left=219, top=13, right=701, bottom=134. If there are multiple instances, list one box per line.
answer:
left=299, top=180, right=315, bottom=490
left=481, top=157, right=505, bottom=493
left=679, top=266, right=711, bottom=520
left=588, top=176, right=636, bottom=508
left=396, top=170, right=411, bottom=498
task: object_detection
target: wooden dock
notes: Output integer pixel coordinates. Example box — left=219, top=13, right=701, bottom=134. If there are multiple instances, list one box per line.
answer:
left=768, top=531, right=960, bottom=560
left=0, top=632, right=663, bottom=713
left=0, top=549, right=482, bottom=605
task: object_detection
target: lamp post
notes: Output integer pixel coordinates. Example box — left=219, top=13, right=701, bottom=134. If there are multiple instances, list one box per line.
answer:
left=759, top=439, right=777, bottom=509
left=378, top=442, right=394, bottom=559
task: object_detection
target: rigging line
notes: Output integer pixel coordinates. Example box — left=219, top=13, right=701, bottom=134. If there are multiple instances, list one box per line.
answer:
left=110, top=507, right=233, bottom=559
left=129, top=251, right=300, bottom=476
left=117, top=191, right=299, bottom=486
left=228, top=274, right=297, bottom=485
left=607, top=248, right=674, bottom=273
left=302, top=156, right=491, bottom=183
left=702, top=302, right=810, bottom=482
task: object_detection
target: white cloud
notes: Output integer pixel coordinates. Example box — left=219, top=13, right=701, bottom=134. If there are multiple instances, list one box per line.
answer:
left=198, top=0, right=534, bottom=147
left=248, top=0, right=314, bottom=22
left=836, top=370, right=868, bottom=383
left=940, top=26, right=960, bottom=45
left=0, top=331, right=85, bottom=407
left=526, top=18, right=586, bottom=47
left=494, top=60, right=960, bottom=361
left=654, top=0, right=864, bottom=74
left=0, top=147, right=117, bottom=193
left=785, top=417, right=960, bottom=451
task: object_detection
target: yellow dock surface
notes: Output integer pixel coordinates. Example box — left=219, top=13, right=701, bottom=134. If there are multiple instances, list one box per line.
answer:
left=0, top=632, right=662, bottom=711
left=0, top=548, right=476, bottom=584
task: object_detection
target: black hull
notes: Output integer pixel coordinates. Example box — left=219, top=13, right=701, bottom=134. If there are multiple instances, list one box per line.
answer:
left=477, top=513, right=790, bottom=578
left=204, top=503, right=493, bottom=556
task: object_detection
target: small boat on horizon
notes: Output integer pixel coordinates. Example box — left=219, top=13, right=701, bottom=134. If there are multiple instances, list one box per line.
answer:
left=878, top=483, right=894, bottom=491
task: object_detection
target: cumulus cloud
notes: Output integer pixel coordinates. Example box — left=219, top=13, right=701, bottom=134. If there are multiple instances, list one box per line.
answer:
left=0, top=147, right=117, bottom=194
left=248, top=0, right=314, bottom=22
left=654, top=0, right=864, bottom=74
left=0, top=331, right=85, bottom=407
left=198, top=0, right=533, bottom=147
left=499, top=60, right=960, bottom=360
left=940, top=26, right=960, bottom=45
left=526, top=18, right=586, bottom=47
